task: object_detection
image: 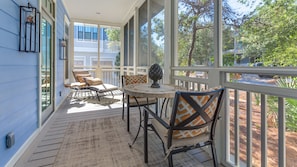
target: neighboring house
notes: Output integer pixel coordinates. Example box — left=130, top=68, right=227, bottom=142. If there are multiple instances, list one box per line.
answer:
left=73, top=24, right=119, bottom=68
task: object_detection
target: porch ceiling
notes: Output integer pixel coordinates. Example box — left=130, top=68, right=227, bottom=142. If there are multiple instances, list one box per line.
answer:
left=62, top=0, right=138, bottom=24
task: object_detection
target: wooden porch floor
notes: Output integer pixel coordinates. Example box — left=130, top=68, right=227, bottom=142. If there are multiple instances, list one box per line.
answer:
left=14, top=93, right=216, bottom=167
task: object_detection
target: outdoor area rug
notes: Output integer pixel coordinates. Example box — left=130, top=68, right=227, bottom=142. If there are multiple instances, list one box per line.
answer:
left=53, top=114, right=203, bottom=167
left=72, top=96, right=121, bottom=106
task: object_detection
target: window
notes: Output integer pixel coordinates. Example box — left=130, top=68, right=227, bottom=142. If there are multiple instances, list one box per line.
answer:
left=74, top=56, right=85, bottom=67
left=42, top=0, right=54, bottom=16
left=84, top=26, right=91, bottom=40
left=92, top=28, right=98, bottom=41
left=74, top=23, right=98, bottom=41
left=78, top=26, right=83, bottom=40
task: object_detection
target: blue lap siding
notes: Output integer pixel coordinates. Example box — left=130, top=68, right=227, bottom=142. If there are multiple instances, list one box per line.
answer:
left=0, top=0, right=69, bottom=166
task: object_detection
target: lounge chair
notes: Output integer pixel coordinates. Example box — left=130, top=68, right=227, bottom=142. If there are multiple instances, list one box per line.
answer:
left=72, top=70, right=119, bottom=100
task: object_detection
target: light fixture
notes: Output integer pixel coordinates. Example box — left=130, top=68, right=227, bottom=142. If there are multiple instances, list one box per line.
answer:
left=26, top=3, right=35, bottom=24
left=19, top=2, right=40, bottom=52
left=60, top=38, right=67, bottom=47
left=59, top=39, right=67, bottom=60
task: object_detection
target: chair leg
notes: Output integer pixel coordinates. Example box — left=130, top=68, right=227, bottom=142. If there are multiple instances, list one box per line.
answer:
left=122, top=106, right=125, bottom=120
left=111, top=91, right=114, bottom=98
left=211, top=142, right=218, bottom=167
left=168, top=153, right=173, bottom=167
left=96, top=91, right=101, bottom=101
left=161, top=144, right=166, bottom=156
left=122, top=94, right=125, bottom=120
left=127, top=95, right=130, bottom=132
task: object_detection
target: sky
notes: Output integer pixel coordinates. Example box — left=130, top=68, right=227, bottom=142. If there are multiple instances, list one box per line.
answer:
left=228, top=0, right=262, bottom=16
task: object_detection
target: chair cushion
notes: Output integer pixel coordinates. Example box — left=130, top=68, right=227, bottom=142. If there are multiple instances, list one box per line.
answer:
left=76, top=74, right=92, bottom=83
left=85, top=77, right=103, bottom=85
left=125, top=97, right=157, bottom=107
left=172, top=88, right=220, bottom=139
left=152, top=118, right=209, bottom=149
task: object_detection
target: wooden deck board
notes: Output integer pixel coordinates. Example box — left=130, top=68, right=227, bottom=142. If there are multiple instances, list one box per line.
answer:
left=29, top=150, right=60, bottom=161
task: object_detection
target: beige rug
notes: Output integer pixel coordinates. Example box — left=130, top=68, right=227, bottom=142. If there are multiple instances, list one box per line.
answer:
left=78, top=97, right=121, bottom=106
left=53, top=114, right=203, bottom=167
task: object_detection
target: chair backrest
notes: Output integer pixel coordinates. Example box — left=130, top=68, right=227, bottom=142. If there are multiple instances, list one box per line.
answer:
left=72, top=70, right=91, bottom=83
left=168, top=88, right=225, bottom=145
left=122, top=75, right=147, bottom=87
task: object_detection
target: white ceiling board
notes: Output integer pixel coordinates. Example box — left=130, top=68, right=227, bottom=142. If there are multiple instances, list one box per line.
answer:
left=62, top=0, right=139, bottom=24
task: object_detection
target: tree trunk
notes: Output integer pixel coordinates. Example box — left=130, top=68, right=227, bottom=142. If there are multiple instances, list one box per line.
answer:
left=186, top=20, right=197, bottom=77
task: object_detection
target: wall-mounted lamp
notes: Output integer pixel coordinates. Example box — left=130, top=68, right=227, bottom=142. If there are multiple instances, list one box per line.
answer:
left=19, top=2, right=40, bottom=52
left=59, top=39, right=68, bottom=60
left=26, top=3, right=35, bottom=24
left=60, top=39, right=67, bottom=47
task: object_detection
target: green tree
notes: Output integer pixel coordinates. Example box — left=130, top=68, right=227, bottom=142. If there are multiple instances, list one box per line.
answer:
left=241, top=0, right=297, bottom=66
left=105, top=28, right=121, bottom=66
left=105, top=28, right=121, bottom=51
left=177, top=0, right=240, bottom=75
left=114, top=52, right=120, bottom=66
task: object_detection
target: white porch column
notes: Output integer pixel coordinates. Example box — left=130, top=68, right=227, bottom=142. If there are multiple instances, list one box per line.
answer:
left=134, top=7, right=139, bottom=74
left=214, top=0, right=226, bottom=165
left=163, top=0, right=177, bottom=84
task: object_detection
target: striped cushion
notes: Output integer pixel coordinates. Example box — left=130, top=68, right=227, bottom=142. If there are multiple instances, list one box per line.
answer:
left=172, top=88, right=220, bottom=139
left=85, top=77, right=103, bottom=85
left=76, top=74, right=92, bottom=83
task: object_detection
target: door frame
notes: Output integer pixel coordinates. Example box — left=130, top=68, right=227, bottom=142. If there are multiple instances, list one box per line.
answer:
left=40, top=3, right=56, bottom=125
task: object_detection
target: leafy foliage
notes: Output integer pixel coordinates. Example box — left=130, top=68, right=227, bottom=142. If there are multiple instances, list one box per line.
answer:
left=177, top=0, right=240, bottom=69
left=276, top=77, right=297, bottom=132
left=105, top=28, right=121, bottom=66
left=104, top=28, right=121, bottom=51
left=241, top=0, right=297, bottom=66
left=267, top=77, right=297, bottom=131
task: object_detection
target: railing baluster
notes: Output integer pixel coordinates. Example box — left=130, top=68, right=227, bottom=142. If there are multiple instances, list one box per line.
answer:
left=234, top=89, right=240, bottom=166
left=278, top=97, right=286, bottom=166
left=247, top=91, right=252, bottom=166
left=261, top=94, right=267, bottom=167
left=225, top=89, right=231, bottom=163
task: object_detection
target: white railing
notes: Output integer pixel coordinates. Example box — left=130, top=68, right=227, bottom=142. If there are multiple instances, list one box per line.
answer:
left=171, top=66, right=297, bottom=167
